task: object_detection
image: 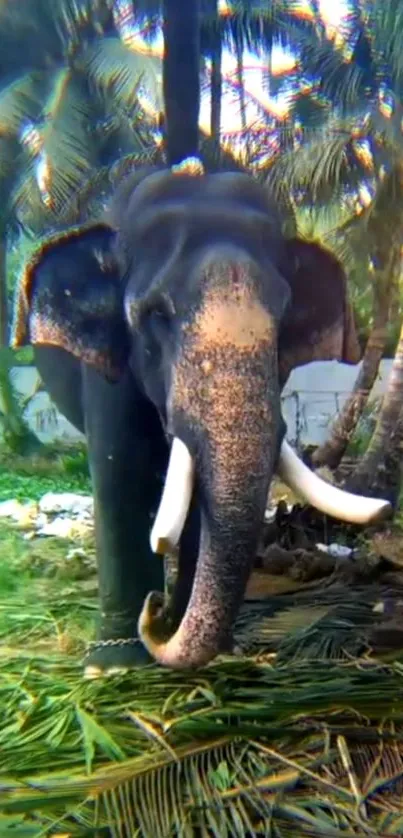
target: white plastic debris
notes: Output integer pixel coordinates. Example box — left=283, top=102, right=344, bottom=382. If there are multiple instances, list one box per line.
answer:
left=316, top=543, right=353, bottom=559
left=0, top=499, right=38, bottom=526
left=35, top=516, right=91, bottom=539
left=0, top=492, right=94, bottom=539
left=0, top=500, right=27, bottom=519
left=39, top=492, right=93, bottom=517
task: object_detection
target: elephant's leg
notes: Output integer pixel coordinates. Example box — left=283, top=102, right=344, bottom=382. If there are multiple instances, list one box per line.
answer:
left=34, top=346, right=166, bottom=673
left=81, top=364, right=168, bottom=673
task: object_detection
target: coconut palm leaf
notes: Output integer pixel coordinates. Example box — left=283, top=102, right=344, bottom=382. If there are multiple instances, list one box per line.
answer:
left=41, top=68, right=95, bottom=208
left=0, top=137, right=20, bottom=189
left=266, top=108, right=388, bottom=212
left=10, top=67, right=96, bottom=223
left=2, top=648, right=403, bottom=835
left=0, top=0, right=115, bottom=56
left=0, top=73, right=45, bottom=137
left=360, top=0, right=403, bottom=95
left=82, top=36, right=162, bottom=119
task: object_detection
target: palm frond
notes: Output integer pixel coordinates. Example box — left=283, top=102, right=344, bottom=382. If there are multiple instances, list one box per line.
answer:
left=11, top=67, right=97, bottom=223
left=0, top=137, right=19, bottom=187
left=288, top=87, right=332, bottom=129
left=0, top=72, right=44, bottom=137
left=82, top=36, right=162, bottom=121
left=0, top=0, right=115, bottom=62
left=1, top=648, right=403, bottom=836
left=362, top=0, right=403, bottom=94
left=266, top=109, right=386, bottom=208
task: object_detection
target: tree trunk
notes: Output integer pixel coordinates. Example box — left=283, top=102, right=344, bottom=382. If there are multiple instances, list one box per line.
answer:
left=345, top=319, right=403, bottom=506
left=235, top=37, right=247, bottom=132
left=0, top=347, right=43, bottom=455
left=312, top=272, right=392, bottom=469
left=209, top=1, right=222, bottom=160
left=162, top=0, right=200, bottom=165
left=0, top=230, right=8, bottom=346
left=235, top=35, right=250, bottom=163
left=0, top=228, right=43, bottom=455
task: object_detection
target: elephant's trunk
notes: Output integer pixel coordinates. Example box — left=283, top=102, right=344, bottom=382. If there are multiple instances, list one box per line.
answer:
left=139, top=274, right=280, bottom=667
left=139, top=417, right=278, bottom=668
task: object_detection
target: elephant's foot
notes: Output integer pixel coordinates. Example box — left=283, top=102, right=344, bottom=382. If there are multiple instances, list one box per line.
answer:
left=83, top=637, right=153, bottom=679
left=83, top=611, right=154, bottom=678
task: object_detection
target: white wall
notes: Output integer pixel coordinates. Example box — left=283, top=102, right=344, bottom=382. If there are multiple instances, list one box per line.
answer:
left=1, top=360, right=394, bottom=447
left=282, top=359, right=393, bottom=446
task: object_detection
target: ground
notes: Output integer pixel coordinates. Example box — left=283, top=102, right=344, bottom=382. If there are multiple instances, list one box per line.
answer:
left=1, top=447, right=403, bottom=836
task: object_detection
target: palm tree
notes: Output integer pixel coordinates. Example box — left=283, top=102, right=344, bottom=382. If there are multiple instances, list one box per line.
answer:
left=0, top=6, right=162, bottom=325
left=0, top=1, right=162, bottom=453
left=265, top=1, right=403, bottom=475
left=312, top=167, right=403, bottom=469
left=346, top=316, right=403, bottom=505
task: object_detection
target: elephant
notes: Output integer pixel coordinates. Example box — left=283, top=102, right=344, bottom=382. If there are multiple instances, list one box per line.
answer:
left=12, top=164, right=391, bottom=673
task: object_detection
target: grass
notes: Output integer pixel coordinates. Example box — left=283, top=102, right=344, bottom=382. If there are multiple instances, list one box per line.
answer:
left=1, top=448, right=403, bottom=836
left=0, top=444, right=91, bottom=501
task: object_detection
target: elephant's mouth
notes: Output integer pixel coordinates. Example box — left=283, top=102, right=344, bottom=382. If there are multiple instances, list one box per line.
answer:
left=150, top=436, right=392, bottom=557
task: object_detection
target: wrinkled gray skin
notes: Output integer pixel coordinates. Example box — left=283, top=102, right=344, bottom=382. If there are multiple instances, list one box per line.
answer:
left=13, top=169, right=361, bottom=669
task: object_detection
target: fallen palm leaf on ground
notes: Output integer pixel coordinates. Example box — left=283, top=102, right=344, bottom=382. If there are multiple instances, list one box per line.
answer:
left=2, top=512, right=403, bottom=836
left=2, top=610, right=403, bottom=836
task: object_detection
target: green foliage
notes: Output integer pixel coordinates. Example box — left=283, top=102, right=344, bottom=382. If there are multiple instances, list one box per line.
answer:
left=0, top=444, right=91, bottom=500
left=10, top=347, right=34, bottom=365
left=1, top=644, right=403, bottom=834
left=0, top=348, right=43, bottom=455
left=345, top=399, right=381, bottom=457
left=60, top=443, right=90, bottom=480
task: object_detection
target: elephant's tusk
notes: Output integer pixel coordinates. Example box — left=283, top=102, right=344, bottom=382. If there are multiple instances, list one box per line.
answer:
left=150, top=437, right=195, bottom=555
left=277, top=439, right=392, bottom=525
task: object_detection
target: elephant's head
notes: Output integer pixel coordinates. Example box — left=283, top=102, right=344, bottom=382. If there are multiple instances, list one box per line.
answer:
left=13, top=169, right=391, bottom=669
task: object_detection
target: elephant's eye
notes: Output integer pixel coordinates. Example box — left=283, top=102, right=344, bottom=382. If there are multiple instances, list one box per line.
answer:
left=142, top=295, right=175, bottom=347
left=152, top=306, right=171, bottom=323
left=146, top=293, right=174, bottom=325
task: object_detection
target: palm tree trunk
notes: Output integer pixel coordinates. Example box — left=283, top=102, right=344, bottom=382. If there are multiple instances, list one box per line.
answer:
left=0, top=227, right=43, bottom=454
left=209, top=0, right=222, bottom=159
left=345, top=319, right=403, bottom=505
left=312, top=270, right=392, bottom=470
left=0, top=229, right=8, bottom=346
left=235, top=35, right=250, bottom=163
left=235, top=37, right=247, bottom=132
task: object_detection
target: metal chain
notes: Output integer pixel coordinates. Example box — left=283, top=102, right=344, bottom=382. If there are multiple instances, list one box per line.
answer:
left=86, top=637, right=141, bottom=650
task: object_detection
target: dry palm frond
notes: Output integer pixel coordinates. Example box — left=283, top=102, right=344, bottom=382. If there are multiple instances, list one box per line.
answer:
left=2, top=568, right=403, bottom=836
left=1, top=649, right=403, bottom=836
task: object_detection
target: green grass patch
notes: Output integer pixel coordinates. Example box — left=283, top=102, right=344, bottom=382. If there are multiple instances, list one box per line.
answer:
left=0, top=443, right=91, bottom=501
left=0, top=521, right=96, bottom=653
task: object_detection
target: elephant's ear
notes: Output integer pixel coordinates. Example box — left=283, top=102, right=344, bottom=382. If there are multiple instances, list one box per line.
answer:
left=11, top=223, right=130, bottom=382
left=278, top=238, right=361, bottom=385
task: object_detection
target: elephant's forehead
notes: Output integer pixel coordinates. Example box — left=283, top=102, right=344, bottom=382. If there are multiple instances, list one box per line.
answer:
left=185, top=262, right=274, bottom=349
